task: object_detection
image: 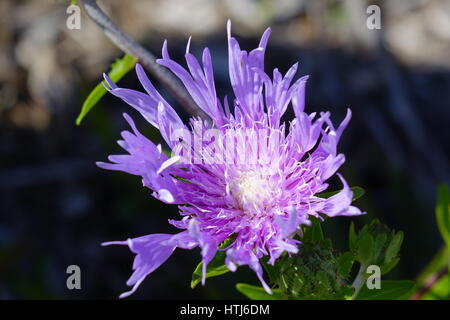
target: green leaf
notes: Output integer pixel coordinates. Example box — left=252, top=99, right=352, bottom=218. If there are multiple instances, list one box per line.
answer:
left=303, top=217, right=324, bottom=242
left=358, top=233, right=374, bottom=265
left=436, top=184, right=450, bottom=249
left=76, top=54, right=138, bottom=125
left=191, top=238, right=232, bottom=289
left=373, top=233, right=387, bottom=263
left=351, top=186, right=366, bottom=201
left=384, top=231, right=403, bottom=265
left=356, top=280, right=416, bottom=300
left=421, top=274, right=450, bottom=300
left=416, top=246, right=450, bottom=285
left=311, top=222, right=324, bottom=242
left=337, top=252, right=355, bottom=278
left=316, top=186, right=365, bottom=201
left=236, top=283, right=288, bottom=300
left=381, top=256, right=400, bottom=275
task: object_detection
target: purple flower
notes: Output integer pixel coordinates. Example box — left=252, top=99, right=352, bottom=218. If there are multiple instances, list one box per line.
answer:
left=98, top=21, right=363, bottom=298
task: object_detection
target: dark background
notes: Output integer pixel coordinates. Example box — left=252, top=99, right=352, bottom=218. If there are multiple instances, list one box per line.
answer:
left=0, top=0, right=449, bottom=299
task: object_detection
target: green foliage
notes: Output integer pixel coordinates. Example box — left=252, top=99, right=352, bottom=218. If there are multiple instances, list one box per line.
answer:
left=356, top=280, right=416, bottom=300
left=420, top=275, right=450, bottom=300
left=416, top=246, right=449, bottom=286
left=189, top=186, right=414, bottom=300
left=302, top=217, right=324, bottom=242
left=263, top=219, right=355, bottom=300
left=337, top=252, right=355, bottom=278
left=247, top=219, right=405, bottom=300
left=235, top=284, right=288, bottom=300
left=191, top=238, right=232, bottom=289
left=358, top=233, right=374, bottom=265
left=414, top=184, right=450, bottom=300
left=76, top=54, right=138, bottom=125
left=350, top=219, right=403, bottom=274
left=436, top=184, right=450, bottom=251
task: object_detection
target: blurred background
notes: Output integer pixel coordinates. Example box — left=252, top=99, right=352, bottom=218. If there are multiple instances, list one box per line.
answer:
left=0, top=0, right=449, bottom=299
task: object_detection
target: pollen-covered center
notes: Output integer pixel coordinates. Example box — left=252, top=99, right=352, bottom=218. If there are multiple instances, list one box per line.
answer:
left=230, top=169, right=276, bottom=209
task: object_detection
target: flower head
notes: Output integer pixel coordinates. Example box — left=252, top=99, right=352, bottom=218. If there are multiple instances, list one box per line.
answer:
left=99, top=21, right=363, bottom=298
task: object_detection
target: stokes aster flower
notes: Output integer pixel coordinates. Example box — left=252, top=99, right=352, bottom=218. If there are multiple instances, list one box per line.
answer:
left=98, top=21, right=364, bottom=298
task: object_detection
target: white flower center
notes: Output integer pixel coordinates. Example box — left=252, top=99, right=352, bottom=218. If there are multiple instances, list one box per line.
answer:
left=233, top=170, right=274, bottom=208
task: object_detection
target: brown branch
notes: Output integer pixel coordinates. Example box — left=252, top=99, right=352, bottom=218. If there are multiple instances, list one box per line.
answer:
left=80, top=0, right=210, bottom=120
left=410, top=267, right=448, bottom=300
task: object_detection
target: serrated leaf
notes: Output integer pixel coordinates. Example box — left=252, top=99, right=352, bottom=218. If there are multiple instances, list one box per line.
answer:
left=191, top=238, right=231, bottom=289
left=356, top=280, right=416, bottom=300
left=337, top=252, right=355, bottom=278
left=384, top=231, right=403, bottom=265
left=358, top=233, right=374, bottom=265
left=436, top=184, right=450, bottom=249
left=76, top=54, right=138, bottom=125
left=236, top=283, right=288, bottom=300
left=316, top=186, right=365, bottom=201
left=381, top=256, right=400, bottom=275
left=373, top=233, right=387, bottom=263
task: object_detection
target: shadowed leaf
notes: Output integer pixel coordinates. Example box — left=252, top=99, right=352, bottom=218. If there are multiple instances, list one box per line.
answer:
left=236, top=283, right=288, bottom=300
left=356, top=280, right=416, bottom=300
left=76, top=54, right=138, bottom=125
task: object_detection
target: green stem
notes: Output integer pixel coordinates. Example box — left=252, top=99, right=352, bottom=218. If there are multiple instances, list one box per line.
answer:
left=80, top=0, right=209, bottom=121
left=351, top=264, right=367, bottom=299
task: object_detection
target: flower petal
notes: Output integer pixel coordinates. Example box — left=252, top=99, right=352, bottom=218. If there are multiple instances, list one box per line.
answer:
left=102, top=234, right=177, bottom=298
left=319, top=174, right=364, bottom=217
